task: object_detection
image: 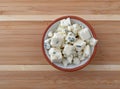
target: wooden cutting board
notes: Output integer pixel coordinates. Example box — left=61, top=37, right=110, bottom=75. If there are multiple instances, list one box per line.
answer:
left=0, top=0, right=120, bottom=89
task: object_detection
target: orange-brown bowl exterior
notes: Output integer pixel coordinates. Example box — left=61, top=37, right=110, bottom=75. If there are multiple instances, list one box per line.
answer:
left=42, top=16, right=97, bottom=72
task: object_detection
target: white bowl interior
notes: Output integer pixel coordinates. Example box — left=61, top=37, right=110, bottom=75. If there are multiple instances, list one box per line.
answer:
left=44, top=18, right=94, bottom=69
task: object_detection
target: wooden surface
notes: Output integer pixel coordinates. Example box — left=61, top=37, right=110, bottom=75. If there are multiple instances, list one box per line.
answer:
left=0, top=0, right=120, bottom=89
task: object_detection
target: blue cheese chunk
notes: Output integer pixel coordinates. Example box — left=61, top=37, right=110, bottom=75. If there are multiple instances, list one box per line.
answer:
left=50, top=32, right=65, bottom=48
left=79, top=55, right=85, bottom=61
left=83, top=45, right=91, bottom=58
left=73, top=57, right=80, bottom=65
left=67, top=25, right=73, bottom=31
left=44, top=39, right=51, bottom=50
left=48, top=31, right=53, bottom=37
left=67, top=55, right=73, bottom=64
left=78, top=51, right=83, bottom=59
left=57, top=26, right=66, bottom=34
left=78, top=28, right=91, bottom=40
left=90, top=38, right=98, bottom=46
left=65, top=32, right=76, bottom=44
left=49, top=48, right=62, bottom=63
left=73, top=39, right=86, bottom=52
left=63, top=44, right=75, bottom=56
left=62, top=59, right=69, bottom=67
left=60, top=18, right=71, bottom=27
left=72, top=24, right=81, bottom=35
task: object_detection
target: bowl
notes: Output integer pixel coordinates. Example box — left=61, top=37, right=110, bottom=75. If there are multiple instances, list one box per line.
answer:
left=42, top=16, right=97, bottom=72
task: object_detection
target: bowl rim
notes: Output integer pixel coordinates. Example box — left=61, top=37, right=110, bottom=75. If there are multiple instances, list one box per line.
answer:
left=42, top=16, right=97, bottom=72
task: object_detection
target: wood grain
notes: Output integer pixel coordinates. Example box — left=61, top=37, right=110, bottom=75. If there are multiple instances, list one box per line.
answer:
left=0, top=0, right=119, bottom=15
left=0, top=71, right=119, bottom=89
left=0, top=0, right=119, bottom=88
left=0, top=80, right=119, bottom=89
left=0, top=21, right=48, bottom=64
left=0, top=65, right=120, bottom=71
left=0, top=15, right=120, bottom=21
left=0, top=21, right=119, bottom=65
left=0, top=71, right=120, bottom=80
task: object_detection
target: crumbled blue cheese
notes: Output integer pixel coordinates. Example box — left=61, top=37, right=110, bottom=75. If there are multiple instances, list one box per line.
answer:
left=67, top=55, right=73, bottom=64
left=49, top=48, right=62, bottom=63
left=48, top=31, right=53, bottom=37
left=45, top=17, right=98, bottom=67
left=90, top=38, right=98, bottom=46
left=72, top=24, right=81, bottom=35
left=67, top=25, right=73, bottom=31
left=63, top=44, right=75, bottom=56
left=65, top=32, right=76, bottom=44
left=62, top=59, right=69, bottom=67
left=50, top=32, right=65, bottom=48
left=44, top=39, right=51, bottom=50
left=83, top=45, right=91, bottom=58
left=73, top=39, right=86, bottom=52
left=60, top=18, right=71, bottom=27
left=78, top=28, right=91, bottom=40
left=73, top=57, right=80, bottom=65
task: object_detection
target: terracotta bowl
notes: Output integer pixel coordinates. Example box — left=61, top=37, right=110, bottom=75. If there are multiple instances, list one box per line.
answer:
left=42, top=16, right=97, bottom=72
